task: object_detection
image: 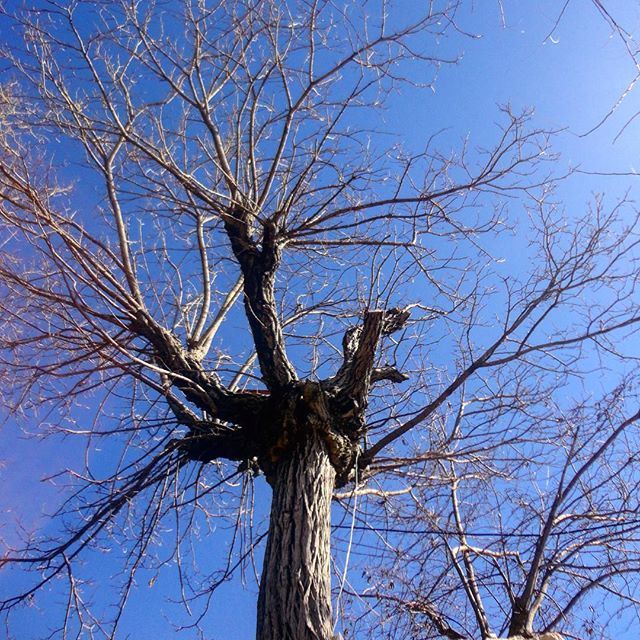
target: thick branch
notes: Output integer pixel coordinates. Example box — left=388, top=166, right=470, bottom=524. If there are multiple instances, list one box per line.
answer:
left=331, top=307, right=410, bottom=400
left=131, top=309, right=268, bottom=426
left=223, top=209, right=296, bottom=389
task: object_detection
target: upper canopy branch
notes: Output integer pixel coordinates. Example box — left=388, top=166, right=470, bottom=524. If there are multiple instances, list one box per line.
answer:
left=223, top=206, right=297, bottom=390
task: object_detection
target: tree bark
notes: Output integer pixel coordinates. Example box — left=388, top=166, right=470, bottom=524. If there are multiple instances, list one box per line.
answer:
left=257, top=430, right=336, bottom=640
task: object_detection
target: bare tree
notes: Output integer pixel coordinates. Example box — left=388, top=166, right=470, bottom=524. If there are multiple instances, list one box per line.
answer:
left=344, top=381, right=640, bottom=640
left=328, top=193, right=640, bottom=640
left=1, top=2, right=639, bottom=639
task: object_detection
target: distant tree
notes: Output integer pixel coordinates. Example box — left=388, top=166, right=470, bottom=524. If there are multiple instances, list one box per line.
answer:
left=1, top=2, right=639, bottom=639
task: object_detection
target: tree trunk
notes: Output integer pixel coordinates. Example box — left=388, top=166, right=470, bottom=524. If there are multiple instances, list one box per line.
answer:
left=256, top=430, right=336, bottom=640
left=508, top=600, right=533, bottom=638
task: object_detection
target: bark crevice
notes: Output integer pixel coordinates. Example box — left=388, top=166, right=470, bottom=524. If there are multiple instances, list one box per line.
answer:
left=257, top=429, right=336, bottom=640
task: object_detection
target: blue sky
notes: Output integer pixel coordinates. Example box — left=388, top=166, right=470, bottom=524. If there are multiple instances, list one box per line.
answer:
left=2, top=1, right=640, bottom=638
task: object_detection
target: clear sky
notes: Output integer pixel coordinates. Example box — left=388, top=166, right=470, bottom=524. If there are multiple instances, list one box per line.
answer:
left=2, top=1, right=640, bottom=638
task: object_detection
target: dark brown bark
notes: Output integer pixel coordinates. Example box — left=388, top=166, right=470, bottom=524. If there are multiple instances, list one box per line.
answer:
left=223, top=208, right=297, bottom=390
left=257, top=429, right=336, bottom=640
left=507, top=600, right=534, bottom=638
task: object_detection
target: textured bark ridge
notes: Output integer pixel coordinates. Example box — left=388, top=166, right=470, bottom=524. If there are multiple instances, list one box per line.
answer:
left=257, top=429, right=336, bottom=640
